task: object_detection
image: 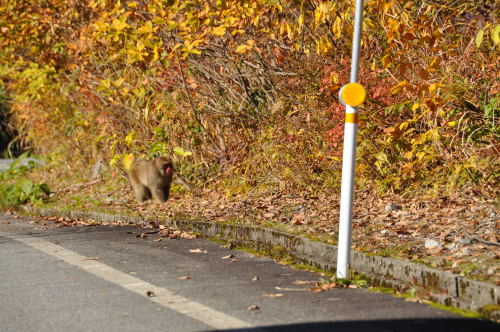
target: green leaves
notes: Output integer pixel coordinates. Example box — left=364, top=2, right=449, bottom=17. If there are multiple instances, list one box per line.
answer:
left=492, top=25, right=500, bottom=45
left=475, top=29, right=484, bottom=48
left=173, top=147, right=192, bottom=157
left=0, top=179, right=50, bottom=207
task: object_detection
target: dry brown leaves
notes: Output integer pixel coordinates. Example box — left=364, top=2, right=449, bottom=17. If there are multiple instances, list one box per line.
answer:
left=25, top=177, right=499, bottom=284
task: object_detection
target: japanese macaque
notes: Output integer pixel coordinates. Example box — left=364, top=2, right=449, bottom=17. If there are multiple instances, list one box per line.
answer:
left=128, top=157, right=174, bottom=203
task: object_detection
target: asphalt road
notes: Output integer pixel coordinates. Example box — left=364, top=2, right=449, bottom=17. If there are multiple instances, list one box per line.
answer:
left=0, top=158, right=12, bottom=171
left=0, top=212, right=497, bottom=332
left=0, top=158, right=44, bottom=172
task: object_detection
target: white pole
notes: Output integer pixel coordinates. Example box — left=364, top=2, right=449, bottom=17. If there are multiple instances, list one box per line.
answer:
left=336, top=0, right=365, bottom=279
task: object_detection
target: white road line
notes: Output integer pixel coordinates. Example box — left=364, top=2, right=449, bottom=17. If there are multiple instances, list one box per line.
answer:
left=10, top=235, right=263, bottom=331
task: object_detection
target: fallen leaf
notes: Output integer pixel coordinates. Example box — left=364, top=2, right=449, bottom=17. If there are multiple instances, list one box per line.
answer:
left=309, top=287, right=325, bottom=293
left=404, top=297, right=421, bottom=303
left=222, top=254, right=234, bottom=259
left=177, top=275, right=192, bottom=280
left=146, top=291, right=155, bottom=297
left=189, top=248, right=207, bottom=253
left=263, top=293, right=283, bottom=298
left=83, top=257, right=103, bottom=261
left=275, top=287, right=307, bottom=291
left=252, top=276, right=259, bottom=281
left=308, top=283, right=339, bottom=292
left=247, top=305, right=259, bottom=311
left=292, top=280, right=317, bottom=285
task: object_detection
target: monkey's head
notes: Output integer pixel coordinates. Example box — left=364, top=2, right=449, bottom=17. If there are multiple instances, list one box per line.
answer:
left=155, top=157, right=173, bottom=177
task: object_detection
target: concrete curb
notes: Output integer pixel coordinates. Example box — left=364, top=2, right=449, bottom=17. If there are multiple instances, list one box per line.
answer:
left=23, top=206, right=499, bottom=318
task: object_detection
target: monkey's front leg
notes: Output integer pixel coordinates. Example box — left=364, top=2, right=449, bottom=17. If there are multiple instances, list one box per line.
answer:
left=134, top=184, right=152, bottom=202
left=152, top=186, right=170, bottom=203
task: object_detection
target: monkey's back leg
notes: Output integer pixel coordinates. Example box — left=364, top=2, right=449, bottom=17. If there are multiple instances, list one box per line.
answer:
left=133, top=183, right=152, bottom=202
left=152, top=185, right=170, bottom=203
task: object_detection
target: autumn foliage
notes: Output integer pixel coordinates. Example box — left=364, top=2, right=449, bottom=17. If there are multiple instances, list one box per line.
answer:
left=0, top=0, right=498, bottom=196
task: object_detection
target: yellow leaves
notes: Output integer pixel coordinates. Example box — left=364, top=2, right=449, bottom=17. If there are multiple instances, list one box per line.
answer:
left=475, top=24, right=500, bottom=48
left=152, top=17, right=166, bottom=25
left=124, top=132, right=136, bottom=148
left=390, top=81, right=408, bottom=95
left=126, top=40, right=148, bottom=63
left=186, top=48, right=201, bottom=56
left=231, top=29, right=245, bottom=36
left=127, top=2, right=137, bottom=8
left=380, top=54, right=392, bottom=68
left=331, top=16, right=342, bottom=40
left=285, top=23, right=294, bottom=40
left=173, top=147, right=192, bottom=157
left=399, top=121, right=409, bottom=131
left=252, top=15, right=260, bottom=26
left=166, top=20, right=178, bottom=30
left=475, top=29, right=485, bottom=48
left=316, top=35, right=332, bottom=55
left=492, top=25, right=500, bottom=45
left=137, top=21, right=153, bottom=34
left=112, top=77, right=124, bottom=88
left=212, top=25, right=227, bottom=37
left=426, top=57, right=440, bottom=73
left=428, top=83, right=444, bottom=94
left=314, top=2, right=332, bottom=27
left=297, top=13, right=304, bottom=30
left=112, top=19, right=128, bottom=31
left=383, top=1, right=394, bottom=13
left=235, top=40, right=255, bottom=54
left=314, top=8, right=323, bottom=28
left=97, top=78, right=111, bottom=91
left=182, top=39, right=203, bottom=56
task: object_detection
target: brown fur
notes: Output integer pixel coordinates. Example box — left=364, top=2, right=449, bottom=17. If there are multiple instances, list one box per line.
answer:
left=128, top=157, right=174, bottom=203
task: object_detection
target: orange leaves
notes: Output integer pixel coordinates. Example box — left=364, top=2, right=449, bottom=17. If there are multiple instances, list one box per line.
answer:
left=383, top=125, right=402, bottom=138
left=426, top=57, right=440, bottom=73
left=380, top=54, right=392, bottom=68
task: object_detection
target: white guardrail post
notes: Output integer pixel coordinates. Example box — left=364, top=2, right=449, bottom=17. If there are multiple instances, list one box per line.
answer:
left=336, top=0, right=366, bottom=279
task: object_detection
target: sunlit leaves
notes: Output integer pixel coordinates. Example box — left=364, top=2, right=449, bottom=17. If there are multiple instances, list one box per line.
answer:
left=137, top=21, right=154, bottom=34
left=112, top=19, right=129, bottom=31
left=492, top=25, right=500, bottom=45
left=390, top=81, right=408, bottom=95
left=235, top=40, right=255, bottom=54
left=475, top=29, right=484, bottom=48
left=212, top=25, right=227, bottom=37
left=173, top=147, right=192, bottom=157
